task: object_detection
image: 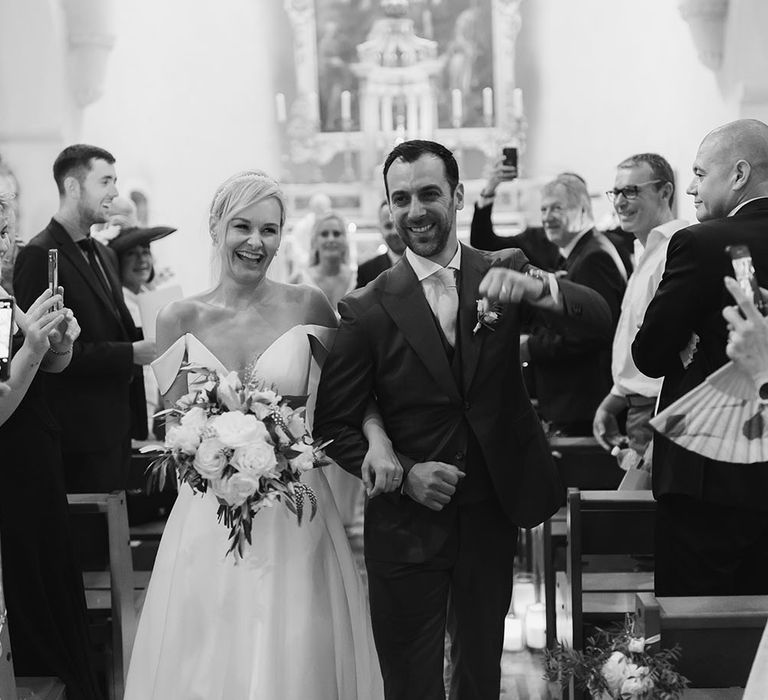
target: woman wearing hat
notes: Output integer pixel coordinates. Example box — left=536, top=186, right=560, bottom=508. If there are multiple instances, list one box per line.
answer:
left=108, top=219, right=176, bottom=439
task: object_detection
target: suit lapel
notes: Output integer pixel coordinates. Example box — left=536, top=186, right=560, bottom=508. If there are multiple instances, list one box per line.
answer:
left=381, top=259, right=462, bottom=403
left=458, top=245, right=490, bottom=395
left=49, top=221, right=122, bottom=323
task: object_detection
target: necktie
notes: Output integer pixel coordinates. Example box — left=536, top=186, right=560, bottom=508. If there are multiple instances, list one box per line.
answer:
left=432, top=267, right=458, bottom=347
left=77, top=237, right=113, bottom=299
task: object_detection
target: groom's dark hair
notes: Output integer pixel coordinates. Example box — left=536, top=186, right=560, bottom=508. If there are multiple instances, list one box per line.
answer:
left=383, top=140, right=460, bottom=201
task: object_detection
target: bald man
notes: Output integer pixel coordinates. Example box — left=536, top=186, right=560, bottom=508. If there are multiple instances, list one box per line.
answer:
left=633, top=119, right=768, bottom=596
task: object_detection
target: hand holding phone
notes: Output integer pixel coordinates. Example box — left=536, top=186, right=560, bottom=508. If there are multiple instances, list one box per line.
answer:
left=727, top=245, right=765, bottom=315
left=502, top=147, right=518, bottom=168
left=0, top=297, right=15, bottom=381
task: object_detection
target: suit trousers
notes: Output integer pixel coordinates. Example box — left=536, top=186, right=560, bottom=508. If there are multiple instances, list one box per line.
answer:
left=655, top=494, right=768, bottom=596
left=366, top=497, right=518, bottom=700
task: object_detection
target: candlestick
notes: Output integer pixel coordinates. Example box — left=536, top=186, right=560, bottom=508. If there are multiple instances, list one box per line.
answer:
left=525, top=603, right=546, bottom=650
left=482, top=87, right=493, bottom=124
left=275, top=93, right=287, bottom=124
left=451, top=88, right=462, bottom=127
left=511, top=88, right=524, bottom=119
left=341, top=90, right=352, bottom=124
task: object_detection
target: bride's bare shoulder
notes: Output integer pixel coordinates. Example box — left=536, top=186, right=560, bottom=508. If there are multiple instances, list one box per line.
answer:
left=272, top=281, right=336, bottom=326
left=156, top=294, right=213, bottom=334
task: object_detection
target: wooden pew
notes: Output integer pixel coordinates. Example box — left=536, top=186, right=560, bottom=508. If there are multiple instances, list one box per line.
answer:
left=636, top=592, right=768, bottom=688
left=68, top=491, right=141, bottom=700
left=536, top=438, right=625, bottom=647
left=556, top=489, right=655, bottom=649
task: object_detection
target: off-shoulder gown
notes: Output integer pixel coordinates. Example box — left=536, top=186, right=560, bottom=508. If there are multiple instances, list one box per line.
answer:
left=124, top=325, right=383, bottom=700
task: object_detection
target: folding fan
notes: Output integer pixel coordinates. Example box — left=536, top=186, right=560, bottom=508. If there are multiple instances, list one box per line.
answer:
left=649, top=361, right=768, bottom=463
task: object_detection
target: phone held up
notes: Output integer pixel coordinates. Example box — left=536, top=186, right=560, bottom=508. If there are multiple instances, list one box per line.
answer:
left=48, top=249, right=60, bottom=310
left=727, top=244, right=766, bottom=316
left=0, top=296, right=14, bottom=381
left=502, top=146, right=518, bottom=169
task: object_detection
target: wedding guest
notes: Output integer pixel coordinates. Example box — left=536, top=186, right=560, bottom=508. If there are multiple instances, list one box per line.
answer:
left=290, top=210, right=357, bottom=312
left=633, top=119, right=768, bottom=596
left=108, top=221, right=177, bottom=439
left=356, top=200, right=406, bottom=287
left=291, top=210, right=363, bottom=535
left=315, top=140, right=612, bottom=699
left=13, top=144, right=155, bottom=492
left=593, top=153, right=688, bottom=455
left=470, top=158, right=562, bottom=270
left=523, top=173, right=627, bottom=436
left=0, top=194, right=102, bottom=700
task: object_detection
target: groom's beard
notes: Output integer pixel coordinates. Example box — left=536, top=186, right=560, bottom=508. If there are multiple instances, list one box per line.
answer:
left=397, top=213, right=454, bottom=259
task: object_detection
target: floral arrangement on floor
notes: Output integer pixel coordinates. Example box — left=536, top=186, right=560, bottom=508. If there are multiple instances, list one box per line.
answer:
left=144, top=363, right=332, bottom=558
left=543, top=615, right=689, bottom=699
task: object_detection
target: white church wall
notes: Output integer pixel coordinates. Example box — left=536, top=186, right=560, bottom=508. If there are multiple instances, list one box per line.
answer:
left=80, top=0, right=282, bottom=295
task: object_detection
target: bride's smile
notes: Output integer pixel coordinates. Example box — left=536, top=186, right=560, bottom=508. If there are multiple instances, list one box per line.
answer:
left=223, top=198, right=282, bottom=279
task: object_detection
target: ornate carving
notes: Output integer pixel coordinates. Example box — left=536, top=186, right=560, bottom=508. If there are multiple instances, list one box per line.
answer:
left=678, top=0, right=730, bottom=71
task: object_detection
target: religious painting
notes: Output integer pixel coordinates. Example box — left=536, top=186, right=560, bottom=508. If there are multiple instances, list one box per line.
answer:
left=313, top=0, right=494, bottom=132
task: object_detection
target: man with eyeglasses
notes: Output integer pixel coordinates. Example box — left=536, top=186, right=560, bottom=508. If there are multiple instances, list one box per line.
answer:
left=633, top=119, right=768, bottom=596
left=593, top=154, right=687, bottom=458
left=522, top=173, right=627, bottom=436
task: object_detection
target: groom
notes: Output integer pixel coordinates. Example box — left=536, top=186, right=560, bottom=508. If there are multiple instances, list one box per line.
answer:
left=314, top=140, right=612, bottom=699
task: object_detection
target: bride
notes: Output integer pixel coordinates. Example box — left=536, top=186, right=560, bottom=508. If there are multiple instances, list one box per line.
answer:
left=124, top=171, right=395, bottom=699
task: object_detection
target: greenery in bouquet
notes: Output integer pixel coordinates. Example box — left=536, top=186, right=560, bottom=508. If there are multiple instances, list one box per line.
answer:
left=544, top=615, right=689, bottom=699
left=146, top=363, right=332, bottom=558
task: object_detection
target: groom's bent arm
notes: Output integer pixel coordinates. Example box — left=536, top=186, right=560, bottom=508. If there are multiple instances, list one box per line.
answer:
left=315, top=295, right=382, bottom=479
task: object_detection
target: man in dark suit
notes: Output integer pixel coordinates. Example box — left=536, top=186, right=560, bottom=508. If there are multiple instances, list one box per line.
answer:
left=523, top=174, right=627, bottom=436
left=14, top=144, right=155, bottom=492
left=315, top=140, right=612, bottom=700
left=633, top=119, right=768, bottom=596
left=356, top=199, right=406, bottom=287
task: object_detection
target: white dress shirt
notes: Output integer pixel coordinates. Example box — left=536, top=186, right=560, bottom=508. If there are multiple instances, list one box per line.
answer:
left=405, top=244, right=462, bottom=345
left=610, top=219, right=689, bottom=398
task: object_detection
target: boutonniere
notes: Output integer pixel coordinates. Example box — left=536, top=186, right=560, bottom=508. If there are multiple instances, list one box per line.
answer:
left=473, top=298, right=503, bottom=335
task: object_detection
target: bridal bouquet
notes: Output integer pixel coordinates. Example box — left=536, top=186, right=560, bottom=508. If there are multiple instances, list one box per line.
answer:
left=544, top=616, right=688, bottom=699
left=145, top=363, right=332, bottom=558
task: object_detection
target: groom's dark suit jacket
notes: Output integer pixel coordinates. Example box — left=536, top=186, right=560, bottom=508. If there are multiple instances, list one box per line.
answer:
left=633, top=198, right=768, bottom=509
left=14, top=218, right=144, bottom=454
left=315, top=244, right=613, bottom=563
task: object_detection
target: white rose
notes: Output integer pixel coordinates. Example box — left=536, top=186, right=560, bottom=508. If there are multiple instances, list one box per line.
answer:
left=251, top=387, right=280, bottom=405
left=210, top=411, right=269, bottom=449
left=165, top=423, right=202, bottom=454
left=217, top=371, right=244, bottom=411
left=601, top=651, right=630, bottom=695
left=231, top=441, right=278, bottom=479
left=280, top=405, right=306, bottom=439
left=211, top=472, right=259, bottom=507
left=193, top=438, right=228, bottom=479
left=180, top=406, right=208, bottom=431
left=627, top=637, right=645, bottom=654
left=290, top=442, right=316, bottom=472
left=250, top=401, right=271, bottom=420
left=620, top=666, right=653, bottom=699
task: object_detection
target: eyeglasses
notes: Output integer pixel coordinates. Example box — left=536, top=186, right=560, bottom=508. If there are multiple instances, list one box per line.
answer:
left=319, top=229, right=344, bottom=238
left=605, top=179, right=664, bottom=202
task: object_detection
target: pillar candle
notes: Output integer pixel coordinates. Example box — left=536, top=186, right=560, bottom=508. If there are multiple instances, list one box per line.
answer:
left=341, top=90, right=352, bottom=123
left=451, top=88, right=462, bottom=126
left=275, top=93, right=287, bottom=124
left=482, top=87, right=493, bottom=122
left=512, top=87, right=524, bottom=119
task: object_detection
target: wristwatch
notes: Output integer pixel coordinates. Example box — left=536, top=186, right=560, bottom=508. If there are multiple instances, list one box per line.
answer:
left=526, top=268, right=552, bottom=301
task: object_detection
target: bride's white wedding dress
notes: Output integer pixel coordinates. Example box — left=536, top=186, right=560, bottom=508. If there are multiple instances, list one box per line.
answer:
left=124, top=325, right=383, bottom=700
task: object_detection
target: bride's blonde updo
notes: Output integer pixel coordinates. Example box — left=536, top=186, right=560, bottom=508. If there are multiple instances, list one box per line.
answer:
left=208, top=170, right=286, bottom=247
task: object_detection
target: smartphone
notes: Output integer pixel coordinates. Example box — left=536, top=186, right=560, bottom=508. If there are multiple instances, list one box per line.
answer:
left=727, top=244, right=766, bottom=315
left=48, top=249, right=59, bottom=309
left=502, top=147, right=518, bottom=168
left=0, top=297, right=14, bottom=381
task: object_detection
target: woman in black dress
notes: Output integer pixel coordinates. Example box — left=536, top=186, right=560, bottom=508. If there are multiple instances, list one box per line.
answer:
left=0, top=196, right=102, bottom=700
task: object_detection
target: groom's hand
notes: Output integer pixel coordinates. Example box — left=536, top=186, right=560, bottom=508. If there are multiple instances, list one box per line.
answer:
left=403, top=461, right=465, bottom=511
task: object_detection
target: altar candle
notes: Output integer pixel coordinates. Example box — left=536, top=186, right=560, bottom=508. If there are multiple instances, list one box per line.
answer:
left=451, top=88, right=462, bottom=126
left=482, top=87, right=493, bottom=122
left=525, top=603, right=546, bottom=650
left=341, top=90, right=352, bottom=123
left=275, top=93, right=287, bottom=124
left=511, top=87, right=524, bottom=119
